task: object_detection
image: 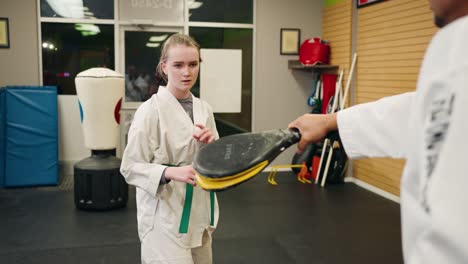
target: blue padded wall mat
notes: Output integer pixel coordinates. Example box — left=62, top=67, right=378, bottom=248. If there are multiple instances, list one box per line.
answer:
left=4, top=86, right=58, bottom=187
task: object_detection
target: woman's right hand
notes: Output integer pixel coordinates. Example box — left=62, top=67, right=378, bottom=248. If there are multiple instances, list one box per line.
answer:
left=164, top=165, right=197, bottom=186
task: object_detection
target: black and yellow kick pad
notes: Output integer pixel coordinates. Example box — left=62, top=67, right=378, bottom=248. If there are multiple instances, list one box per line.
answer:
left=193, top=129, right=301, bottom=191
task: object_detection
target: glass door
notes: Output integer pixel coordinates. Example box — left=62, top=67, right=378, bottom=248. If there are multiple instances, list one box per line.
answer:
left=119, top=26, right=182, bottom=108
left=117, top=26, right=181, bottom=156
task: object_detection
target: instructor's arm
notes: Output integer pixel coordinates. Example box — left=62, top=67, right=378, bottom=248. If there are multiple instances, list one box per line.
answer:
left=290, top=92, right=414, bottom=159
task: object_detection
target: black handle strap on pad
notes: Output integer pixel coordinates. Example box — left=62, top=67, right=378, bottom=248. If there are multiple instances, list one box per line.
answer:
left=193, top=128, right=301, bottom=179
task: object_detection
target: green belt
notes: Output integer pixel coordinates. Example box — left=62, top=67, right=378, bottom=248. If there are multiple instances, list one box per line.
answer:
left=179, top=184, right=215, bottom=233
left=163, top=164, right=215, bottom=234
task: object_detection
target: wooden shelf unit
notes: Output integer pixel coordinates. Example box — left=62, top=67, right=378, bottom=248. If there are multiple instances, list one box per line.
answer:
left=288, top=60, right=338, bottom=72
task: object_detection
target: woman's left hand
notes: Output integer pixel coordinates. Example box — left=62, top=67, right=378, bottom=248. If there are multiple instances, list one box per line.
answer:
left=193, top=124, right=215, bottom=144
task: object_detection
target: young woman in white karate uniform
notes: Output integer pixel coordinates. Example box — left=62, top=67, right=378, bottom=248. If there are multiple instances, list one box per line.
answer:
left=121, top=34, right=219, bottom=264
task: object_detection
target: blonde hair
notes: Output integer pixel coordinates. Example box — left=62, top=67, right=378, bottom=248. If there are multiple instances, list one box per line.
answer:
left=155, top=34, right=201, bottom=83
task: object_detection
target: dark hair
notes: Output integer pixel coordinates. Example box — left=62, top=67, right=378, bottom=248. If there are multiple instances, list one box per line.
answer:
left=155, top=34, right=201, bottom=85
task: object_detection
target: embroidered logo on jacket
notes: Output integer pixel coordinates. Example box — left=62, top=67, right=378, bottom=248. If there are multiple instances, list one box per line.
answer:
left=422, top=93, right=455, bottom=211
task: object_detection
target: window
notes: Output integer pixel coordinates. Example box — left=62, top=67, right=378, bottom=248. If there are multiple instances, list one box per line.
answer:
left=189, top=0, right=253, bottom=24
left=119, top=0, right=184, bottom=25
left=40, top=0, right=114, bottom=19
left=39, top=0, right=255, bottom=135
left=124, top=31, right=177, bottom=102
left=41, top=23, right=114, bottom=95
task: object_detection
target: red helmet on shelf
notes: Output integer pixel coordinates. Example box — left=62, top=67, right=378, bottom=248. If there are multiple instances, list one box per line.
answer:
left=299, top=38, right=330, bottom=65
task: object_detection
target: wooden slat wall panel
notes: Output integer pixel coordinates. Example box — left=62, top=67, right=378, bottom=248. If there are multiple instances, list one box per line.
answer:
left=353, top=0, right=437, bottom=196
left=321, top=0, right=436, bottom=196
left=322, top=0, right=353, bottom=87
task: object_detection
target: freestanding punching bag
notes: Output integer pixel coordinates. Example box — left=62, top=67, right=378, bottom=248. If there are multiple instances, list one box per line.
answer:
left=74, top=68, right=128, bottom=210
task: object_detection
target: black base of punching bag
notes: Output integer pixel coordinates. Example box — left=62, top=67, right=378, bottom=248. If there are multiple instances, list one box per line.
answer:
left=74, top=149, right=128, bottom=211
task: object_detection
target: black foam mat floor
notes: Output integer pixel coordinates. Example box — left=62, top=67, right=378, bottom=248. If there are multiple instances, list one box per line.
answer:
left=0, top=172, right=402, bottom=264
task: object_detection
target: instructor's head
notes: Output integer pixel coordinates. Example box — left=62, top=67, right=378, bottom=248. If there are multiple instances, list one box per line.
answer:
left=428, top=0, right=468, bottom=27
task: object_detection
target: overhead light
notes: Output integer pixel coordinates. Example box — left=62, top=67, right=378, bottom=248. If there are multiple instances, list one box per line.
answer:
left=188, top=0, right=203, bottom=9
left=146, top=43, right=161, bottom=48
left=81, top=31, right=99, bottom=36
left=46, top=0, right=85, bottom=18
left=42, top=42, right=58, bottom=51
left=84, top=11, right=95, bottom=18
left=149, top=35, right=169, bottom=42
left=74, top=23, right=100, bottom=32
left=74, top=23, right=101, bottom=36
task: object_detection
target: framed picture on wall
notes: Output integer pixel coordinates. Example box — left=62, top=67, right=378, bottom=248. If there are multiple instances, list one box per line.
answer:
left=280, top=28, right=300, bottom=55
left=357, top=0, right=386, bottom=8
left=0, top=17, right=10, bottom=49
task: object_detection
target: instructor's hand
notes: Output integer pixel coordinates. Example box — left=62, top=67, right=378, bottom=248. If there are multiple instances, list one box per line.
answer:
left=288, top=113, right=338, bottom=153
left=164, top=165, right=197, bottom=186
left=193, top=124, right=215, bottom=144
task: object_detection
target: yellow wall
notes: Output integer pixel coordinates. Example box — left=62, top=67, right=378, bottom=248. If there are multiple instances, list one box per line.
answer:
left=322, top=0, right=438, bottom=195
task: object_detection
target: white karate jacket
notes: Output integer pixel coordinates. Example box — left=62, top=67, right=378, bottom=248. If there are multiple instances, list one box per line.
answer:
left=338, top=15, right=468, bottom=263
left=120, top=86, right=219, bottom=249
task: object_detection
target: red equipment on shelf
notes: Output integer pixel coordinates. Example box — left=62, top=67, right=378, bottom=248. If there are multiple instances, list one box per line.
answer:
left=299, top=37, right=330, bottom=65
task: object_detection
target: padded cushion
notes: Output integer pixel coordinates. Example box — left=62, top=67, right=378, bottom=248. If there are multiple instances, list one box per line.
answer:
left=193, top=129, right=300, bottom=190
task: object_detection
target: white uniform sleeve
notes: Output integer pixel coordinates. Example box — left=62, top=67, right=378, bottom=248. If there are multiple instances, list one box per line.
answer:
left=407, top=66, right=468, bottom=263
left=120, top=103, right=166, bottom=196
left=337, top=92, right=414, bottom=159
